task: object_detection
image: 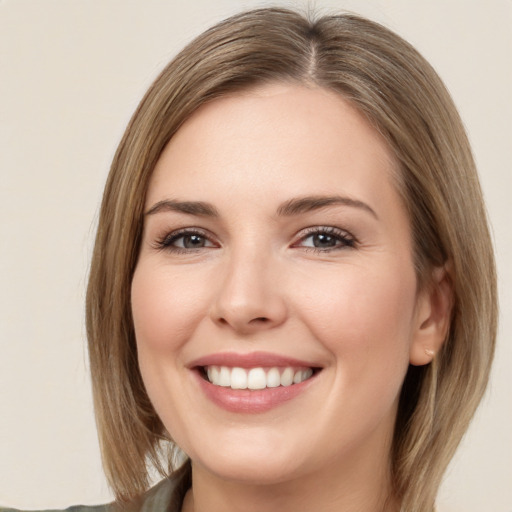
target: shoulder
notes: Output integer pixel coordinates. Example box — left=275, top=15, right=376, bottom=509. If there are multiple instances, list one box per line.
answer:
left=0, top=464, right=191, bottom=512
left=0, top=506, right=112, bottom=512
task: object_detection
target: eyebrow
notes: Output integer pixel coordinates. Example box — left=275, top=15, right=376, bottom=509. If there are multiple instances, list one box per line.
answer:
left=276, top=195, right=378, bottom=219
left=145, top=199, right=220, bottom=217
left=145, top=194, right=378, bottom=219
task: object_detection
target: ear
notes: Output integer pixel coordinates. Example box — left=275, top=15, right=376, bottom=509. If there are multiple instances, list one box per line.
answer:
left=409, top=264, right=453, bottom=366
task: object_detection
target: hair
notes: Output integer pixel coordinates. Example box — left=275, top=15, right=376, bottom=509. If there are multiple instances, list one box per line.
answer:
left=86, top=7, right=497, bottom=512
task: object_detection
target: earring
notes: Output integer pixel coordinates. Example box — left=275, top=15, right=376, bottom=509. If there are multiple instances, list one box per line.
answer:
left=424, top=348, right=435, bottom=358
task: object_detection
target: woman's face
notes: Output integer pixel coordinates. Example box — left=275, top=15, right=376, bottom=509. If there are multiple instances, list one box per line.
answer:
left=131, top=83, right=432, bottom=485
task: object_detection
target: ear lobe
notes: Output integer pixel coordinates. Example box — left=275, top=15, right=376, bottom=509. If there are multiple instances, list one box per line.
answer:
left=409, top=264, right=453, bottom=366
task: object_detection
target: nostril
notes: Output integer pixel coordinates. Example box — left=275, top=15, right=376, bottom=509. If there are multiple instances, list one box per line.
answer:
left=251, top=317, right=270, bottom=323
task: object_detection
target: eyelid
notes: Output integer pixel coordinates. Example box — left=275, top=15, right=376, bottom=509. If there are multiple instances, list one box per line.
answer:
left=150, top=225, right=357, bottom=253
left=291, top=225, right=357, bottom=251
left=152, top=227, right=219, bottom=252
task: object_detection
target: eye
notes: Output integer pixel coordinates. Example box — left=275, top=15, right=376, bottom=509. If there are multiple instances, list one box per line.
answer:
left=294, top=227, right=356, bottom=252
left=173, top=233, right=213, bottom=249
left=154, top=229, right=217, bottom=252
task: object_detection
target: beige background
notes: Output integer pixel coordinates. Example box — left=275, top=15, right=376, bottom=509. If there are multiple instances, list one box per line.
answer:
left=1, top=0, right=510, bottom=510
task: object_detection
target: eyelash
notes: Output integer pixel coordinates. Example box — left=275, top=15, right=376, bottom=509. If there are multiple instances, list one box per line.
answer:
left=293, top=226, right=357, bottom=252
left=153, top=228, right=216, bottom=253
left=152, top=226, right=357, bottom=254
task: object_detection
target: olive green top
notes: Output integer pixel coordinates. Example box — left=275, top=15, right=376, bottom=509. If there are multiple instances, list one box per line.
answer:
left=0, top=464, right=441, bottom=511
left=0, top=464, right=191, bottom=512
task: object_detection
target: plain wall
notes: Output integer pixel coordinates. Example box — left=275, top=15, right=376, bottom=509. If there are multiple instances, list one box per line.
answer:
left=1, top=0, right=511, bottom=510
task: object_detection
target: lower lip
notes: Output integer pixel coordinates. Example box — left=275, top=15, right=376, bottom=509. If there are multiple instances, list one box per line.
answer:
left=193, top=370, right=318, bottom=413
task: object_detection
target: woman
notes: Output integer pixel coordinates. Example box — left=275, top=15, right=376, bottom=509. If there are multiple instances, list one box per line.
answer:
left=2, top=7, right=497, bottom=512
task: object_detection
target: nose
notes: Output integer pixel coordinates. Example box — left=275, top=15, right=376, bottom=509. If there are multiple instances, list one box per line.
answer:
left=209, top=249, right=287, bottom=334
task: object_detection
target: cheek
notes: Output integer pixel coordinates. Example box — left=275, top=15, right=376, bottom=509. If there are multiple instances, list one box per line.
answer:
left=131, top=261, right=208, bottom=353
left=295, top=261, right=417, bottom=378
left=130, top=261, right=210, bottom=434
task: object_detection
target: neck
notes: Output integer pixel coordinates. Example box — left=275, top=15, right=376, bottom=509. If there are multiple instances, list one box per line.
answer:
left=183, top=468, right=398, bottom=512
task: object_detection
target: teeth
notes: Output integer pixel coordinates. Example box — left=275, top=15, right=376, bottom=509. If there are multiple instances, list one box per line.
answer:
left=231, top=367, right=247, bottom=389
left=303, top=368, right=313, bottom=380
left=218, top=366, right=231, bottom=387
left=204, top=366, right=315, bottom=390
left=247, top=368, right=266, bottom=390
left=293, top=368, right=313, bottom=384
left=280, top=367, right=294, bottom=386
left=266, top=367, right=281, bottom=388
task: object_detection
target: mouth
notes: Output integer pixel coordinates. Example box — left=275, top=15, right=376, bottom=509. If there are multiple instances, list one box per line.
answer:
left=198, top=365, right=317, bottom=390
left=189, top=352, right=322, bottom=412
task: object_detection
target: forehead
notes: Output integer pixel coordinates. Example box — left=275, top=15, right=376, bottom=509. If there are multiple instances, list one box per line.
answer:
left=148, top=83, right=399, bottom=212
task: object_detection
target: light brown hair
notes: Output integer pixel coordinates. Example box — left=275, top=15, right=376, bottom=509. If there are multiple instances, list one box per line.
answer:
left=86, top=8, right=497, bottom=511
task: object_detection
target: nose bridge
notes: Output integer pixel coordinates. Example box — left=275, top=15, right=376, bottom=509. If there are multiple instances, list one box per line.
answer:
left=210, top=239, right=286, bottom=332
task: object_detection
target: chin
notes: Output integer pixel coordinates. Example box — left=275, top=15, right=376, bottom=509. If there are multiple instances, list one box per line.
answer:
left=198, top=455, right=306, bottom=486
left=183, top=430, right=311, bottom=485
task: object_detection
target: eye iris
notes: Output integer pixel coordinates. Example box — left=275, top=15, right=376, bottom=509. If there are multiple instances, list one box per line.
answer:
left=183, top=234, right=205, bottom=248
left=313, top=233, right=337, bottom=248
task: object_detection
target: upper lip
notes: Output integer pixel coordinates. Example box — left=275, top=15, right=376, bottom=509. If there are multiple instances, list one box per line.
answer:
left=188, top=351, right=321, bottom=369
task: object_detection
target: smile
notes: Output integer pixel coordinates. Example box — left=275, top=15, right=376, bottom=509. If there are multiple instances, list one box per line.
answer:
left=204, top=365, right=314, bottom=390
left=189, top=352, right=322, bottom=413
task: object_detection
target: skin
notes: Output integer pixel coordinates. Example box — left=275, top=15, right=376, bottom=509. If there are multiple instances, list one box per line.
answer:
left=131, top=83, right=449, bottom=512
